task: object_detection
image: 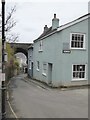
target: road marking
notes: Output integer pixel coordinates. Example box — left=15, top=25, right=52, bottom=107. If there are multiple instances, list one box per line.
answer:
left=7, top=80, right=19, bottom=119
left=8, top=100, right=19, bottom=119
left=7, top=91, right=19, bottom=120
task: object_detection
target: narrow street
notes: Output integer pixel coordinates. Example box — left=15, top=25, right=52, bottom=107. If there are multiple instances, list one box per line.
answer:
left=7, top=74, right=88, bottom=118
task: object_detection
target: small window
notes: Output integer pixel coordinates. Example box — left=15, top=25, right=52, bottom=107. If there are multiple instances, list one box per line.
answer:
left=39, top=40, right=43, bottom=51
left=37, top=61, right=40, bottom=71
left=72, top=64, right=86, bottom=80
left=29, top=61, right=31, bottom=69
left=42, top=63, right=47, bottom=75
left=70, top=33, right=85, bottom=49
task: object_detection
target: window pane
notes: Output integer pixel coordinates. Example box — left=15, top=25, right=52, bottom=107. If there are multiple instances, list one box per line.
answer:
left=71, top=41, right=74, bottom=47
left=73, top=65, right=76, bottom=71
left=77, top=42, right=79, bottom=47
left=76, top=42, right=78, bottom=47
left=79, top=72, right=82, bottom=78
left=43, top=63, right=47, bottom=74
left=75, top=34, right=77, bottom=40
left=43, top=64, right=46, bottom=70
left=78, top=42, right=81, bottom=48
left=77, top=65, right=79, bottom=71
left=37, top=61, right=39, bottom=69
left=82, top=65, right=85, bottom=71
left=80, top=66, right=83, bottom=71
left=72, top=34, right=74, bottom=40
left=81, top=42, right=83, bottom=48
left=75, top=72, right=78, bottom=78
left=82, top=72, right=85, bottom=78
left=78, top=35, right=80, bottom=41
left=73, top=72, right=76, bottom=78
left=81, top=35, right=84, bottom=41
left=75, top=42, right=77, bottom=47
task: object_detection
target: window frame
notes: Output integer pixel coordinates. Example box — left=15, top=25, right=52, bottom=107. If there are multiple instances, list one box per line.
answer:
left=39, top=40, right=43, bottom=52
left=72, top=64, right=87, bottom=81
left=42, top=62, right=47, bottom=76
left=29, top=60, right=31, bottom=69
left=36, top=61, right=40, bottom=71
left=70, top=33, right=86, bottom=49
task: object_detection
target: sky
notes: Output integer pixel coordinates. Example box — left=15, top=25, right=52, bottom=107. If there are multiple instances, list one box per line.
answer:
left=0, top=0, right=90, bottom=43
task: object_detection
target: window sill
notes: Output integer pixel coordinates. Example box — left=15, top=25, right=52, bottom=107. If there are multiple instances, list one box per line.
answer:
left=71, top=79, right=87, bottom=81
left=36, top=69, right=40, bottom=72
left=39, top=50, right=43, bottom=52
left=42, top=73, right=47, bottom=76
left=70, top=48, right=86, bottom=51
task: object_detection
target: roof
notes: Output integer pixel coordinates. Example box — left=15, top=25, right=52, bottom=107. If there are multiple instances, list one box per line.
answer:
left=37, top=27, right=56, bottom=39
left=34, top=27, right=57, bottom=43
left=28, top=44, right=34, bottom=49
left=57, top=13, right=90, bottom=32
left=34, top=13, right=90, bottom=43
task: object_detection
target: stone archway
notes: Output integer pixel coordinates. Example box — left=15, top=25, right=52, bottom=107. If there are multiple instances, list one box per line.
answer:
left=8, top=42, right=32, bottom=63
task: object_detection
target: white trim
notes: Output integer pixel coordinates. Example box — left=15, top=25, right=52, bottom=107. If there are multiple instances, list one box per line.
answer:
left=34, top=14, right=89, bottom=42
left=42, top=62, right=47, bottom=76
left=38, top=50, right=43, bottom=52
left=36, top=61, right=40, bottom=71
left=71, top=64, right=87, bottom=81
left=42, top=73, right=47, bottom=76
left=36, top=69, right=40, bottom=72
left=57, top=15, right=88, bottom=32
left=29, top=60, right=31, bottom=69
left=85, top=64, right=87, bottom=80
left=70, top=33, right=86, bottom=49
left=72, top=79, right=87, bottom=81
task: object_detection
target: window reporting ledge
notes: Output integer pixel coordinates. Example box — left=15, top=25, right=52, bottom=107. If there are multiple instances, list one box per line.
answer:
left=38, top=50, right=43, bottom=52
left=36, top=69, right=40, bottom=72
left=71, top=79, right=87, bottom=81
left=42, top=73, right=47, bottom=77
left=70, top=48, right=86, bottom=51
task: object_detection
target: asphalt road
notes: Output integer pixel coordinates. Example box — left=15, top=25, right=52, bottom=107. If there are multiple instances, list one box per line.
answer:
left=8, top=74, right=88, bottom=118
left=0, top=89, right=1, bottom=120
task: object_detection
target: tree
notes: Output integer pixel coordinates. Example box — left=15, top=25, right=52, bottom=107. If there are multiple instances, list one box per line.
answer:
left=0, top=5, right=18, bottom=42
left=0, top=39, right=1, bottom=64
left=6, top=43, right=20, bottom=80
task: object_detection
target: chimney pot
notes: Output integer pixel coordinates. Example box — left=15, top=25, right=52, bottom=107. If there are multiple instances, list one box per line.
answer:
left=44, top=25, right=48, bottom=32
left=52, top=13, right=59, bottom=30
left=54, top=14, right=56, bottom=18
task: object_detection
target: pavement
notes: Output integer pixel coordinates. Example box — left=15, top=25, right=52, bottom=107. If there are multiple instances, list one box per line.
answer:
left=6, top=74, right=88, bottom=118
left=25, top=74, right=89, bottom=91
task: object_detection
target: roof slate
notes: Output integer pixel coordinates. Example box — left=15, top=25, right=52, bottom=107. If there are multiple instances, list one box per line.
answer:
left=34, top=13, right=90, bottom=43
left=37, top=27, right=57, bottom=39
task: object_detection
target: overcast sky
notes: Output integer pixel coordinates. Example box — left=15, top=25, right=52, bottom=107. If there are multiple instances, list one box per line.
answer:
left=2, top=0, right=90, bottom=43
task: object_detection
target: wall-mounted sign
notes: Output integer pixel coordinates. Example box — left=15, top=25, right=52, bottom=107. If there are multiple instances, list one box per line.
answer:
left=0, top=73, right=5, bottom=86
left=62, top=50, right=71, bottom=53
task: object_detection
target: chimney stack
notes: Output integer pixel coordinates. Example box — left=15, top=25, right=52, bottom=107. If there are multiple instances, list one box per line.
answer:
left=44, top=25, right=48, bottom=32
left=52, top=14, right=59, bottom=30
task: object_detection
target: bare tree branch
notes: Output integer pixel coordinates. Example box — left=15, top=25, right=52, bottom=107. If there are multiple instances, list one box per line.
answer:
left=0, top=5, right=19, bottom=42
left=5, top=5, right=16, bottom=25
left=6, top=33, right=19, bottom=43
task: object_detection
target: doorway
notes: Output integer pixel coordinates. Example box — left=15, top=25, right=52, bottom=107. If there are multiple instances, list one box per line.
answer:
left=31, top=62, right=33, bottom=77
left=48, top=63, right=53, bottom=84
